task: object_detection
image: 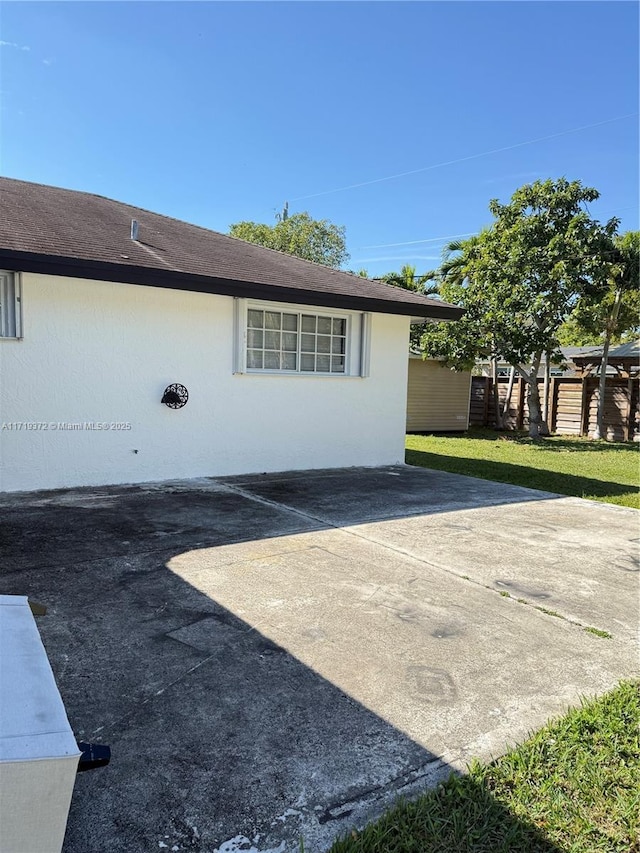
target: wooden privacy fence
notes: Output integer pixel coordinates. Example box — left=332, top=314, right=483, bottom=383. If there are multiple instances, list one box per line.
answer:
left=469, top=375, right=640, bottom=441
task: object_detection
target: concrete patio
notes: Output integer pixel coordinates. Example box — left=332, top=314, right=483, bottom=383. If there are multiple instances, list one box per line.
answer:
left=0, top=465, right=637, bottom=852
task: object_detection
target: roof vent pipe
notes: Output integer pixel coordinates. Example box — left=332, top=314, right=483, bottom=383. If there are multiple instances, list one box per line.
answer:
left=130, top=219, right=139, bottom=240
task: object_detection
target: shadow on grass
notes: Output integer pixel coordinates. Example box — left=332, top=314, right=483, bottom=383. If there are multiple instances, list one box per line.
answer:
left=459, top=429, right=638, bottom=454
left=329, top=771, right=563, bottom=853
left=405, top=449, right=637, bottom=503
left=331, top=681, right=640, bottom=853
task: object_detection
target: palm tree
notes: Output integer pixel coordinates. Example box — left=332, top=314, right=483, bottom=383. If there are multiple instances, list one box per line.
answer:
left=379, top=264, right=440, bottom=296
left=593, top=231, right=640, bottom=439
left=376, top=264, right=440, bottom=352
left=435, top=236, right=484, bottom=288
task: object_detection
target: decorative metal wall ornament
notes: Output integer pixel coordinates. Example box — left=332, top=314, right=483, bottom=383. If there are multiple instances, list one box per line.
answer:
left=161, top=383, right=189, bottom=409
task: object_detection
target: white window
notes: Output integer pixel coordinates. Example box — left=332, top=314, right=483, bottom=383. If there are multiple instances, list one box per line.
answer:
left=0, top=271, right=22, bottom=339
left=246, top=307, right=348, bottom=374
left=233, top=299, right=371, bottom=377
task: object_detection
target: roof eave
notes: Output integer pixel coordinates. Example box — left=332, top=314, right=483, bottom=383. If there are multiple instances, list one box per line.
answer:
left=0, top=250, right=464, bottom=320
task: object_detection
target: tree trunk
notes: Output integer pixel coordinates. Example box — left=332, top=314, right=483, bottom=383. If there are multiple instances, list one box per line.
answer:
left=540, top=352, right=551, bottom=436
left=526, top=354, right=544, bottom=439
left=491, top=356, right=503, bottom=429
left=501, top=366, right=516, bottom=426
left=594, top=288, right=623, bottom=441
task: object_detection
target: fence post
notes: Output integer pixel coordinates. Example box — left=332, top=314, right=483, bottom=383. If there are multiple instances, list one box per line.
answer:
left=516, top=378, right=525, bottom=430
left=623, top=378, right=633, bottom=442
left=580, top=378, right=590, bottom=437
left=549, top=377, right=557, bottom=433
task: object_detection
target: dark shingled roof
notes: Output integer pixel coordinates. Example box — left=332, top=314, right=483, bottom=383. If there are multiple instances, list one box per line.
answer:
left=0, top=177, right=462, bottom=320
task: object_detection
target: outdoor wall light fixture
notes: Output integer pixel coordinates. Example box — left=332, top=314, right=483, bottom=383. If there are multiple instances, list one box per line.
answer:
left=161, top=383, right=189, bottom=409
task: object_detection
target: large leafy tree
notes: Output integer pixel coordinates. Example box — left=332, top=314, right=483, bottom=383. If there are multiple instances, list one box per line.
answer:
left=437, top=232, right=513, bottom=426
left=229, top=211, right=349, bottom=269
left=556, top=233, right=639, bottom=347
left=421, top=179, right=619, bottom=438
left=423, top=231, right=515, bottom=426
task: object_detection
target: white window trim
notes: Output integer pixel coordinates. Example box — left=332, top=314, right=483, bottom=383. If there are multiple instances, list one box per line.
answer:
left=232, top=296, right=245, bottom=374
left=233, top=298, right=371, bottom=378
left=360, top=313, right=372, bottom=378
left=0, top=271, right=22, bottom=340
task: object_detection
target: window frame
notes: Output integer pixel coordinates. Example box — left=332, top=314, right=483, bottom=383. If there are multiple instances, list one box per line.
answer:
left=0, top=271, right=22, bottom=340
left=234, top=299, right=370, bottom=378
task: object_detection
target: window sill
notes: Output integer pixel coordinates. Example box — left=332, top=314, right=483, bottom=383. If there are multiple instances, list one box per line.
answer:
left=236, top=370, right=366, bottom=379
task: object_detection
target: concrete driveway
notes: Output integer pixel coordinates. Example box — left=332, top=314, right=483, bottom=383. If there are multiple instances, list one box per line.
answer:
left=1, top=466, right=637, bottom=852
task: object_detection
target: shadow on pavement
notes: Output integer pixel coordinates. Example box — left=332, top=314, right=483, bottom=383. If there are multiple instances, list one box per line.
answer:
left=0, top=483, right=570, bottom=852
left=0, top=465, right=558, bottom=577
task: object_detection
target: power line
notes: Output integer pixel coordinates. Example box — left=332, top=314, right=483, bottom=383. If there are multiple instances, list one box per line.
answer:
left=359, top=207, right=638, bottom=252
left=359, top=231, right=477, bottom=250
left=289, top=113, right=638, bottom=202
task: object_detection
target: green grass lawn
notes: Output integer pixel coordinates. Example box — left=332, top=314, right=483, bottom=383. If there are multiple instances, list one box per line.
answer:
left=405, top=430, right=640, bottom=509
left=328, top=682, right=640, bottom=853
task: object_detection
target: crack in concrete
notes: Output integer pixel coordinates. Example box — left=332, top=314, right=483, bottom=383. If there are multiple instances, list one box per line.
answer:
left=317, top=755, right=449, bottom=824
left=89, top=645, right=234, bottom=739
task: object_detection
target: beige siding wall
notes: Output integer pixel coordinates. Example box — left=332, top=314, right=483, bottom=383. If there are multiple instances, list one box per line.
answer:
left=406, top=359, right=471, bottom=431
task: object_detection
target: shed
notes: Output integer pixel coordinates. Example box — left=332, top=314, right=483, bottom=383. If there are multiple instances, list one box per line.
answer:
left=406, top=354, right=471, bottom=432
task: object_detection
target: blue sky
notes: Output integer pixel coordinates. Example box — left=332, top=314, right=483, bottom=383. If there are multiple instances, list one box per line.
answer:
left=1, top=1, right=638, bottom=277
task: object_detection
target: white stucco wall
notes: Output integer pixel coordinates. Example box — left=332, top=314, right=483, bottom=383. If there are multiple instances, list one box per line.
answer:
left=0, top=274, right=411, bottom=492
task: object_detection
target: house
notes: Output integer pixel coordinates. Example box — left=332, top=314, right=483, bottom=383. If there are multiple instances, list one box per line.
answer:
left=406, top=354, right=471, bottom=432
left=474, top=344, right=639, bottom=379
left=0, top=178, right=462, bottom=492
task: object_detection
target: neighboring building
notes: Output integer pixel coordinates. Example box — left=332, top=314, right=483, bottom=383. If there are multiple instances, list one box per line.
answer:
left=0, top=178, right=462, bottom=492
left=406, top=354, right=471, bottom=432
left=474, top=345, right=637, bottom=379
left=570, top=340, right=639, bottom=378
